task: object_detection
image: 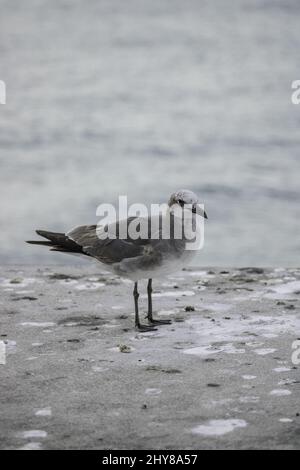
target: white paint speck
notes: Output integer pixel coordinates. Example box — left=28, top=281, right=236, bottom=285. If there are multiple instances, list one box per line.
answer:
left=17, top=430, right=47, bottom=439
left=273, top=367, right=291, bottom=373
left=167, top=276, right=185, bottom=281
left=157, top=309, right=176, bottom=316
left=35, top=408, right=52, bottom=417
left=183, top=343, right=245, bottom=357
left=16, top=290, right=35, bottom=295
left=142, top=290, right=195, bottom=298
left=191, top=419, right=247, bottom=436
left=103, top=323, right=121, bottom=329
left=274, top=280, right=300, bottom=294
left=246, top=342, right=264, bottom=347
left=242, top=375, right=257, bottom=380
left=184, top=270, right=207, bottom=277
left=279, top=418, right=293, bottom=423
left=202, top=303, right=232, bottom=312
left=239, top=396, right=260, bottom=403
left=145, top=388, right=161, bottom=396
left=270, top=389, right=292, bottom=396
left=207, top=399, right=234, bottom=407
left=92, top=366, right=109, bottom=372
left=20, top=322, right=56, bottom=328
left=267, top=280, right=300, bottom=299
left=254, top=348, right=277, bottom=356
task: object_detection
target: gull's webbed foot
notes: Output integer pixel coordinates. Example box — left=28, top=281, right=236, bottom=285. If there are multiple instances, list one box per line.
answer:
left=136, top=323, right=158, bottom=332
left=147, top=316, right=172, bottom=325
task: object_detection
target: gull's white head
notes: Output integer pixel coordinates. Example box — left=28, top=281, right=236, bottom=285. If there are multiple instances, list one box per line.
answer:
left=168, top=189, right=207, bottom=218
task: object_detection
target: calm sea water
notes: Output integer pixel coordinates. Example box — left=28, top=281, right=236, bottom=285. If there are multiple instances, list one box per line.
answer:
left=1, top=0, right=300, bottom=267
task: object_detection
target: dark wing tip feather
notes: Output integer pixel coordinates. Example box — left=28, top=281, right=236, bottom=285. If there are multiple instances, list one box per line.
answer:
left=27, top=229, right=89, bottom=256
left=36, top=229, right=58, bottom=239
left=26, top=240, right=53, bottom=246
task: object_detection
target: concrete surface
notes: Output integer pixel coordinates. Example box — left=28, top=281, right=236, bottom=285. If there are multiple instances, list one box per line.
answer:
left=0, top=265, right=299, bottom=450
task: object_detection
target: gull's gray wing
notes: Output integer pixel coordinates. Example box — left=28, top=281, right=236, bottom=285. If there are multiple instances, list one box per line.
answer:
left=67, top=218, right=152, bottom=264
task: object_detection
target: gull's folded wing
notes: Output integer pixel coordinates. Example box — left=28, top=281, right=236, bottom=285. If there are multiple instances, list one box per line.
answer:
left=67, top=222, right=146, bottom=264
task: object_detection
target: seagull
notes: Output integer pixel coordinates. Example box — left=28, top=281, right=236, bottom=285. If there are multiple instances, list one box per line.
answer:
left=27, top=189, right=207, bottom=331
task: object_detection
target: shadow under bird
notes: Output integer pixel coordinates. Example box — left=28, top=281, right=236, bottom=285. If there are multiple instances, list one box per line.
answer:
left=27, top=189, right=207, bottom=331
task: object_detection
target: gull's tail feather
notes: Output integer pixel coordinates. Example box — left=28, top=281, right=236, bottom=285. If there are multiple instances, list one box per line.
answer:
left=26, top=230, right=88, bottom=255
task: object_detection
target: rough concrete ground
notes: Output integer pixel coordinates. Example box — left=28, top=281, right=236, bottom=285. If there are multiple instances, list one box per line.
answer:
left=0, top=265, right=299, bottom=450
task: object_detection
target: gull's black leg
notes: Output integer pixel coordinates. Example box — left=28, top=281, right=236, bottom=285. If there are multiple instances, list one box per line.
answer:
left=146, top=279, right=171, bottom=325
left=134, top=281, right=157, bottom=332
left=147, top=278, right=153, bottom=319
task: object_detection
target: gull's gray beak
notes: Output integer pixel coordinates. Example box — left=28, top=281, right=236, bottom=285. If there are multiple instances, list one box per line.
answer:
left=192, top=205, right=208, bottom=219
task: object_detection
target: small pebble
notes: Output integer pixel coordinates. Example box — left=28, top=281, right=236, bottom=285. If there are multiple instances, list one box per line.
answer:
left=185, top=306, right=195, bottom=312
left=119, top=344, right=131, bottom=353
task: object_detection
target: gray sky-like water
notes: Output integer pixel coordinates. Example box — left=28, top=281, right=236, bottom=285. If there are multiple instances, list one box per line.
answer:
left=0, top=0, right=300, bottom=266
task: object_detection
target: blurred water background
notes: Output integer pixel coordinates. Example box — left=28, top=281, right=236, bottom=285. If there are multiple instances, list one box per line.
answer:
left=0, top=0, right=300, bottom=267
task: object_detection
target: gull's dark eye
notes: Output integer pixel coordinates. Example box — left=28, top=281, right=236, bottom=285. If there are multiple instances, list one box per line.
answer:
left=178, top=199, right=184, bottom=207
